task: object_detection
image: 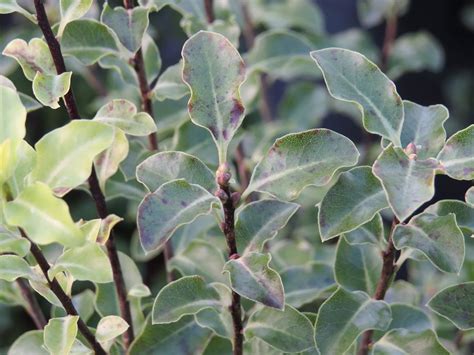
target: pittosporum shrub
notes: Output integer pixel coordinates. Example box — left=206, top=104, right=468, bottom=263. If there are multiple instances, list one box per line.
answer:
left=0, top=0, right=473, bottom=354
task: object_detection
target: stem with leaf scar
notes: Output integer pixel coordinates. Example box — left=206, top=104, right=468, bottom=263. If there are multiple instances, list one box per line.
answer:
left=32, top=0, right=135, bottom=348
left=215, top=163, right=244, bottom=355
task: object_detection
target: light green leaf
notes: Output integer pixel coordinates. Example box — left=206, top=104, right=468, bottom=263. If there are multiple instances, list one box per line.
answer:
left=223, top=252, right=284, bottom=309
left=383, top=303, right=432, bottom=333
left=19, top=93, right=42, bottom=113
left=280, top=262, right=335, bottom=308
left=5, top=140, right=36, bottom=198
left=96, top=315, right=129, bottom=343
left=152, top=61, right=189, bottom=101
left=245, top=305, right=314, bottom=353
left=8, top=331, right=49, bottom=355
left=335, top=236, right=381, bottom=294
left=319, top=166, right=388, bottom=241
left=392, top=212, right=465, bottom=273
left=98, top=53, right=137, bottom=83
left=58, top=0, right=93, bottom=36
left=44, top=316, right=79, bottom=355
left=32, top=71, right=72, bottom=109
left=152, top=276, right=220, bottom=324
left=311, top=48, right=404, bottom=145
left=400, top=101, right=448, bottom=159
left=31, top=120, right=115, bottom=196
left=137, top=180, right=219, bottom=252
left=61, top=19, right=119, bottom=65
left=48, top=242, right=113, bottom=283
left=437, top=125, right=474, bottom=180
left=245, top=129, right=359, bottom=201
left=235, top=199, right=299, bottom=254
left=0, top=85, right=26, bottom=143
left=0, top=139, right=19, bottom=185
left=101, top=3, right=149, bottom=53
left=314, top=288, right=391, bottom=355
left=136, top=151, right=217, bottom=193
left=0, top=255, right=32, bottom=281
left=0, top=228, right=30, bottom=256
left=428, top=282, right=474, bottom=330
left=344, top=213, right=384, bottom=246
left=2, top=38, right=55, bottom=80
left=425, top=199, right=474, bottom=236
left=466, top=187, right=474, bottom=206
left=182, top=30, right=246, bottom=164
left=0, top=0, right=36, bottom=22
left=373, top=145, right=438, bottom=222
left=372, top=329, right=449, bottom=355
left=4, top=182, right=84, bottom=247
left=94, top=99, right=156, bottom=136
left=143, top=33, right=161, bottom=83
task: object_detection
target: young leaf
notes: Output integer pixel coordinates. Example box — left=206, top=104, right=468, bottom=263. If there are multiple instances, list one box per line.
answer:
left=101, top=3, right=149, bottom=53
left=0, top=255, right=32, bottom=281
left=392, top=212, right=465, bottom=273
left=373, top=145, right=438, bottom=222
left=372, top=329, right=449, bottom=355
left=30, top=120, right=115, bottom=196
left=428, top=282, right=474, bottom=329
left=136, top=151, right=217, bottom=193
left=319, top=166, right=388, bottom=241
left=44, top=316, right=79, bottom=355
left=280, top=262, right=335, bottom=308
left=58, top=0, right=93, bottom=36
left=152, top=61, right=189, bottom=101
left=93, top=99, right=157, bottom=136
left=96, top=315, right=129, bottom=344
left=314, top=288, right=391, bottom=355
left=137, top=180, right=219, bottom=253
left=32, top=72, right=72, bottom=109
left=152, top=276, right=221, bottom=324
left=400, top=101, right=448, bottom=159
left=223, top=252, right=284, bottom=309
left=235, top=199, right=300, bottom=254
left=0, top=85, right=26, bottom=143
left=245, top=129, right=359, bottom=201
left=437, top=125, right=474, bottom=180
left=425, top=200, right=474, bottom=236
left=344, top=213, right=384, bottom=246
left=311, top=48, right=404, bottom=145
left=466, top=187, right=474, bottom=206
left=4, top=182, right=84, bottom=247
left=182, top=30, right=246, bottom=163
left=245, top=305, right=314, bottom=353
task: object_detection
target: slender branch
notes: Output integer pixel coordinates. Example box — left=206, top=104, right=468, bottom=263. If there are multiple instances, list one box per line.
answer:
left=16, top=278, right=47, bottom=329
left=381, top=13, right=398, bottom=71
left=215, top=164, right=243, bottom=355
left=19, top=230, right=106, bottom=354
left=163, top=241, right=175, bottom=283
left=234, top=144, right=250, bottom=192
left=358, top=219, right=398, bottom=355
left=32, top=0, right=134, bottom=348
left=204, top=0, right=214, bottom=23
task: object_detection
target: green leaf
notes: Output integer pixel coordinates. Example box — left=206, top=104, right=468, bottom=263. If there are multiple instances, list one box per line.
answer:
left=0, top=0, right=36, bottom=22
left=143, top=34, right=161, bottom=83
left=335, top=236, right=381, bottom=294
left=392, top=212, right=465, bottom=273
left=4, top=182, right=84, bottom=247
left=96, top=315, right=129, bottom=343
left=245, top=129, right=359, bottom=201
left=280, top=262, right=335, bottom=308
left=387, top=31, right=444, bottom=80
left=383, top=303, right=432, bottom=333
left=385, top=280, right=420, bottom=306
left=311, top=48, right=404, bottom=145
left=344, top=213, right=384, bottom=246
left=137, top=180, right=219, bottom=253
left=235, top=199, right=299, bottom=254
left=373, top=145, right=438, bottom=222
left=2, top=38, right=55, bottom=80
left=319, top=166, right=388, bottom=241
left=245, top=305, right=314, bottom=353
left=61, top=19, right=119, bottom=65
left=425, top=199, right=474, bottom=236
left=372, top=329, right=449, bottom=355
left=0, top=255, right=32, bottom=281
left=466, top=187, right=474, bottom=206
left=8, top=331, right=49, bottom=355
left=52, top=289, right=96, bottom=323
left=400, top=101, right=448, bottom=159
left=48, top=242, right=113, bottom=283
left=314, top=288, right=391, bottom=355
left=182, top=30, right=246, bottom=163
left=19, top=93, right=42, bottom=113
left=136, top=151, right=217, bottom=193
left=0, top=228, right=30, bottom=256
left=4, top=140, right=36, bottom=198
left=32, top=71, right=72, bottom=109
left=357, top=0, right=409, bottom=27
left=128, top=316, right=213, bottom=355
left=330, top=28, right=380, bottom=63
left=152, top=276, right=220, bottom=324
left=93, top=99, right=157, bottom=136
left=0, top=85, right=26, bottom=143
left=428, top=282, right=474, bottom=330
left=101, top=3, right=149, bottom=53
left=437, top=125, right=474, bottom=180
left=44, top=316, right=79, bottom=355
left=30, top=120, right=115, bottom=196
left=152, top=61, right=189, bottom=101
left=223, top=252, right=284, bottom=309
left=58, top=0, right=93, bottom=36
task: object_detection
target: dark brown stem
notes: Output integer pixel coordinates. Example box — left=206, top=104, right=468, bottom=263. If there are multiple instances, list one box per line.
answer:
left=381, top=14, right=398, bottom=71
left=32, top=0, right=135, bottom=348
left=358, top=219, right=398, bottom=355
left=234, top=144, right=251, bottom=192
left=204, top=0, right=214, bottom=23
left=16, top=278, right=47, bottom=329
left=20, top=230, right=106, bottom=354
left=454, top=330, right=464, bottom=349
left=163, top=241, right=175, bottom=283
left=216, top=165, right=243, bottom=355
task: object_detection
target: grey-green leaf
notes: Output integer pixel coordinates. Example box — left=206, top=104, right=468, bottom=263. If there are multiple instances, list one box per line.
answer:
left=152, top=61, right=189, bottom=101
left=425, top=199, right=474, bottom=236
left=437, top=125, right=474, bottom=180
left=466, top=187, right=474, bottom=206
left=372, top=329, right=449, bottom=355
left=344, top=213, right=384, bottom=246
